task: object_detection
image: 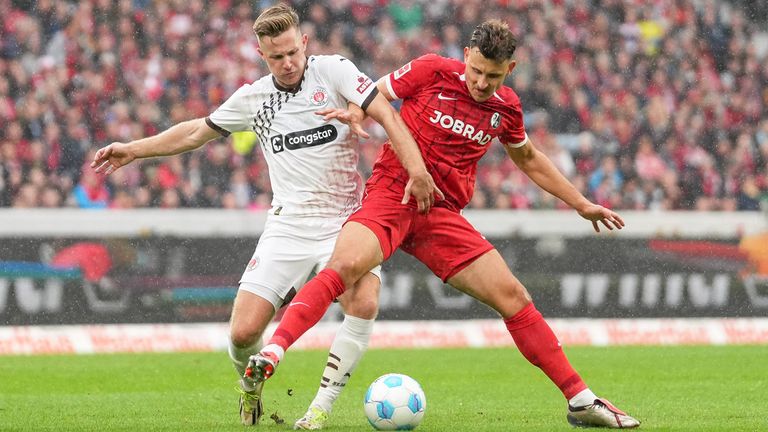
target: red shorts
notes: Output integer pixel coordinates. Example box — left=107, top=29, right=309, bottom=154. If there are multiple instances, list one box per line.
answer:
left=346, top=185, right=494, bottom=281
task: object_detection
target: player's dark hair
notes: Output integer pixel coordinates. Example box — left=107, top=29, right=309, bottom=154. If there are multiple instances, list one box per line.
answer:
left=469, top=20, right=517, bottom=61
left=253, top=3, right=300, bottom=38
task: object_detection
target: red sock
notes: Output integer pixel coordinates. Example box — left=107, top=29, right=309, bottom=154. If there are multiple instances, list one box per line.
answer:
left=504, top=303, right=586, bottom=399
left=269, top=268, right=346, bottom=351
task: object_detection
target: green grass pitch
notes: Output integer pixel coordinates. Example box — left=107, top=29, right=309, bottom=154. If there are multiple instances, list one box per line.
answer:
left=1, top=345, right=766, bottom=431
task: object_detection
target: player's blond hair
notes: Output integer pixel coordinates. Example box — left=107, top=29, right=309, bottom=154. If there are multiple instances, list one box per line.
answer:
left=469, top=19, right=518, bottom=61
left=252, top=3, right=300, bottom=39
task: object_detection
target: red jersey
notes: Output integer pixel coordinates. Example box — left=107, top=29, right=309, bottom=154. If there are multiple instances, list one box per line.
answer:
left=369, top=54, right=527, bottom=212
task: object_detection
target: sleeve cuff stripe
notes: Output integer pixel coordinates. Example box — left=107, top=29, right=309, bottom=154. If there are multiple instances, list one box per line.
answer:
left=506, top=132, right=528, bottom=148
left=205, top=117, right=230, bottom=137
left=385, top=75, right=399, bottom=100
left=361, top=87, right=379, bottom=112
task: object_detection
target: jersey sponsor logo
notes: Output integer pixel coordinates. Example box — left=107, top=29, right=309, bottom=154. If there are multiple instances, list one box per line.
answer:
left=393, top=62, right=412, bottom=79
left=310, top=87, right=329, bottom=106
left=286, top=125, right=338, bottom=150
left=270, top=135, right=285, bottom=153
left=428, top=110, right=493, bottom=145
left=268, top=125, right=338, bottom=153
left=491, top=112, right=501, bottom=128
left=356, top=75, right=373, bottom=94
left=437, top=92, right=458, bottom=101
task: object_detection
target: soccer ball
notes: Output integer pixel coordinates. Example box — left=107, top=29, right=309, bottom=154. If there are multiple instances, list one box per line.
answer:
left=363, top=373, right=426, bottom=430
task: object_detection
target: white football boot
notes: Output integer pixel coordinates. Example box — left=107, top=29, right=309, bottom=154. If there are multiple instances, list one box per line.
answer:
left=294, top=405, right=330, bottom=430
left=236, top=378, right=264, bottom=425
left=567, top=398, right=640, bottom=428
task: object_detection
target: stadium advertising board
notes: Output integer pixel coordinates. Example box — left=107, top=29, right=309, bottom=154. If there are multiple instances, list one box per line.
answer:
left=1, top=233, right=766, bottom=324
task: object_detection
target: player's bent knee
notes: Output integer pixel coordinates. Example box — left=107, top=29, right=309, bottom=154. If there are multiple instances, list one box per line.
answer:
left=230, top=324, right=264, bottom=348
left=492, top=281, right=532, bottom=316
left=328, top=258, right=368, bottom=286
left=345, top=297, right=379, bottom=320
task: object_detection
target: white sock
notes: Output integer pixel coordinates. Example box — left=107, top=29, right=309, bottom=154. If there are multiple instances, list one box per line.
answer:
left=310, top=315, right=374, bottom=413
left=261, top=343, right=285, bottom=361
left=569, top=388, right=598, bottom=407
left=228, top=336, right=263, bottom=391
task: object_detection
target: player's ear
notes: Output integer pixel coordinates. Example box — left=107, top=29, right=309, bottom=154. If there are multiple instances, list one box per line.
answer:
left=507, top=60, right=517, bottom=74
left=256, top=36, right=265, bottom=59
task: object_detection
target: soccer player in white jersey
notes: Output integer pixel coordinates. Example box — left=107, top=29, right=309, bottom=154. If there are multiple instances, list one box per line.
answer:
left=91, top=4, right=440, bottom=429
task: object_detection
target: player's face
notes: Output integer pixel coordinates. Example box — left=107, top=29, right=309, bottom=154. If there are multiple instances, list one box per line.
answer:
left=258, top=28, right=308, bottom=89
left=463, top=47, right=516, bottom=102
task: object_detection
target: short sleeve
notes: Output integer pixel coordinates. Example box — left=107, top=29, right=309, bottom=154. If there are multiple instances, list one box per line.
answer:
left=501, top=126, right=527, bottom=148
left=499, top=97, right=528, bottom=148
left=207, top=84, right=253, bottom=136
left=322, top=56, right=379, bottom=111
left=384, top=54, right=442, bottom=100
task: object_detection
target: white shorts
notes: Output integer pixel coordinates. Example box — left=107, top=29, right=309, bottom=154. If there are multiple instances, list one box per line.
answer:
left=239, top=214, right=381, bottom=310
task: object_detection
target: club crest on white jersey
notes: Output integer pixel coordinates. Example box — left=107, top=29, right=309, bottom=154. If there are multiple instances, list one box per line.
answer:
left=310, top=87, right=329, bottom=106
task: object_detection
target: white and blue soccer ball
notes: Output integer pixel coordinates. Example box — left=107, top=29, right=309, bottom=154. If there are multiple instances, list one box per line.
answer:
left=363, top=373, right=426, bottom=430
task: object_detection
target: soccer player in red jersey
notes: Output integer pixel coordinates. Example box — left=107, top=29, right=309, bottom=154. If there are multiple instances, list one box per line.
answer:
left=248, top=20, right=640, bottom=428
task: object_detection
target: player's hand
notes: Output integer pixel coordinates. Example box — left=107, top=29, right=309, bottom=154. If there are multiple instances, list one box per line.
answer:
left=402, top=171, right=445, bottom=214
left=577, top=204, right=625, bottom=233
left=316, top=108, right=370, bottom=139
left=91, top=142, right=136, bottom=175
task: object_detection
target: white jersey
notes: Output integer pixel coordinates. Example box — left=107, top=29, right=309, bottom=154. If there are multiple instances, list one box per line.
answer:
left=207, top=55, right=378, bottom=218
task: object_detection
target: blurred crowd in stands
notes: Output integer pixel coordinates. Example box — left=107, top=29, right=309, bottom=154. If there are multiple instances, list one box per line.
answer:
left=1, top=0, right=767, bottom=211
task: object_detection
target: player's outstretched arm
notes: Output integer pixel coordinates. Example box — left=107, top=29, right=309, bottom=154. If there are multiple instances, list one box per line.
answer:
left=92, top=118, right=222, bottom=175
left=574, top=202, right=625, bottom=233
left=364, top=88, right=444, bottom=214
left=504, top=137, right=624, bottom=232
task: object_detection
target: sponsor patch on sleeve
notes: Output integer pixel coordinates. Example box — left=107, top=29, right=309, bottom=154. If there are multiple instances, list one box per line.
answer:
left=393, top=62, right=412, bottom=80
left=356, top=75, right=373, bottom=94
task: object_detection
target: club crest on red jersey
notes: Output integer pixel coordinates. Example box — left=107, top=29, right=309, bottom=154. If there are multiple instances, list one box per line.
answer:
left=356, top=75, right=373, bottom=94
left=310, top=87, right=329, bottom=106
left=491, top=112, right=501, bottom=129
